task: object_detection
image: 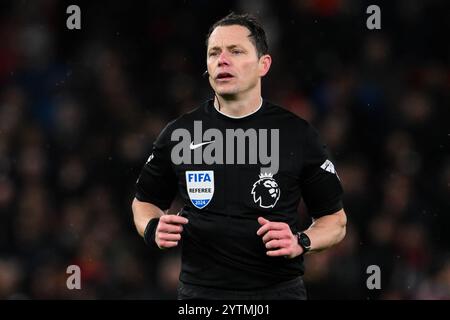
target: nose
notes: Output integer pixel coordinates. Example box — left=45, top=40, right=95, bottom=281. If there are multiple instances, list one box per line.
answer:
left=218, top=52, right=230, bottom=67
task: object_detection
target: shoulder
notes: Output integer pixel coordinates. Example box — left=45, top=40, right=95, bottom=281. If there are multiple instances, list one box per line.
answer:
left=264, top=100, right=314, bottom=133
left=177, top=101, right=210, bottom=122
left=161, top=101, right=208, bottom=131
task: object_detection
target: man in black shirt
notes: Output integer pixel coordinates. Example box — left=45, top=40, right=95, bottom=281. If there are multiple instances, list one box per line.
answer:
left=132, top=13, right=347, bottom=300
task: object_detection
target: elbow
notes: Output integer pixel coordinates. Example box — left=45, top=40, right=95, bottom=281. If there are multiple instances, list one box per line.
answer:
left=338, top=224, right=346, bottom=244
left=131, top=197, right=149, bottom=236
left=131, top=197, right=137, bottom=217
left=131, top=198, right=141, bottom=229
left=336, top=210, right=347, bottom=244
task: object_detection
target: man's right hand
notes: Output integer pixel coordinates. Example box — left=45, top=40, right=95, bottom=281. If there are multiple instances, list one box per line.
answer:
left=155, top=215, right=189, bottom=249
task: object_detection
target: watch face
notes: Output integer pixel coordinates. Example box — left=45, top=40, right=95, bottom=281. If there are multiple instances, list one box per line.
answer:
left=298, top=233, right=311, bottom=249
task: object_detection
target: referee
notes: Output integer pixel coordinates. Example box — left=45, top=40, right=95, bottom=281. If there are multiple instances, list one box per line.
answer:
left=132, top=13, right=347, bottom=300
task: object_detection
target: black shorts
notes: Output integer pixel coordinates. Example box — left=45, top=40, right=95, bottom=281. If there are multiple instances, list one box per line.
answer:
left=177, top=276, right=307, bottom=300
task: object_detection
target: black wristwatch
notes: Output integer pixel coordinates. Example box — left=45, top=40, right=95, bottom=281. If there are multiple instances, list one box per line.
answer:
left=296, top=232, right=311, bottom=253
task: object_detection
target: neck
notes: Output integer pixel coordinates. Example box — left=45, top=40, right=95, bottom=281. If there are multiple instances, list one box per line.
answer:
left=214, top=91, right=263, bottom=118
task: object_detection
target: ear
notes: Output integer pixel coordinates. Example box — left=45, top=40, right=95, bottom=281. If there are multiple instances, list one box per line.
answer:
left=258, top=54, right=272, bottom=77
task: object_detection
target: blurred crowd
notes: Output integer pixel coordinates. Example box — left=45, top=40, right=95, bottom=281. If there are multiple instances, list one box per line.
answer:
left=0, top=0, right=449, bottom=299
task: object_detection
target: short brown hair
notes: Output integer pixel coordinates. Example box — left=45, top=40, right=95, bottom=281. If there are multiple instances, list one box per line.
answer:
left=206, top=12, right=269, bottom=57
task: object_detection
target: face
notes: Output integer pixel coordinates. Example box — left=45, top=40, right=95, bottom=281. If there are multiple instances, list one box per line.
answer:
left=206, top=25, right=271, bottom=98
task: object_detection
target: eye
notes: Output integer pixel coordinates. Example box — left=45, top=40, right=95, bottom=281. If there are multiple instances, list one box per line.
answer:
left=231, top=50, right=243, bottom=55
left=209, top=51, right=219, bottom=57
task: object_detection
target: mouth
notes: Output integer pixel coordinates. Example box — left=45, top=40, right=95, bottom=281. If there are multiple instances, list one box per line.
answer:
left=215, top=72, right=235, bottom=81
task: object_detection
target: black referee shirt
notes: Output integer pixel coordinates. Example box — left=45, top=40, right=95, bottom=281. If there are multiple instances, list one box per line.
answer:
left=136, top=99, right=344, bottom=290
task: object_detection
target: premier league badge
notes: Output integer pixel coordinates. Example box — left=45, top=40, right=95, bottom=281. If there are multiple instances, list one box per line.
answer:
left=251, top=172, right=281, bottom=209
left=185, top=171, right=214, bottom=209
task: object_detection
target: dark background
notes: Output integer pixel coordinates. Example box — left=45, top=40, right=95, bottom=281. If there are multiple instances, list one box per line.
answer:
left=0, top=0, right=449, bottom=299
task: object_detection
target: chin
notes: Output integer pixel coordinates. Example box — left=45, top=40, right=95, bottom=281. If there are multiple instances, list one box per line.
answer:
left=215, top=87, right=239, bottom=97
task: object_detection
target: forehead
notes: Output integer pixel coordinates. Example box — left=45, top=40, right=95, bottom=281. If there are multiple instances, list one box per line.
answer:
left=207, top=25, right=253, bottom=49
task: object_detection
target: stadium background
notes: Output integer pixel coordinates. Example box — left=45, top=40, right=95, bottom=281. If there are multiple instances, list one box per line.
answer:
left=0, top=0, right=449, bottom=299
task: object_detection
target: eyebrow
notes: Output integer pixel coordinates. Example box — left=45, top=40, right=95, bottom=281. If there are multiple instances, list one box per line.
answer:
left=208, top=45, right=243, bottom=52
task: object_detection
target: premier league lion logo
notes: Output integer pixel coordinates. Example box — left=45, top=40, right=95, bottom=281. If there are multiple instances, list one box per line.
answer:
left=251, top=172, right=281, bottom=209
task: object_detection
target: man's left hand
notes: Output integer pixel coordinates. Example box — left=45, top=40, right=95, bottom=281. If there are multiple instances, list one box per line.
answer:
left=256, top=217, right=303, bottom=259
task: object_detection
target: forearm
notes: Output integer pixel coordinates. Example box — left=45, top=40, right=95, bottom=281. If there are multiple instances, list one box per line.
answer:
left=303, top=209, right=347, bottom=253
left=132, top=198, right=165, bottom=236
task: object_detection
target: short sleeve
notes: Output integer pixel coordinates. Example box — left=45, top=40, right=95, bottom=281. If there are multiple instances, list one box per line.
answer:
left=299, top=124, right=344, bottom=218
left=135, top=123, right=178, bottom=210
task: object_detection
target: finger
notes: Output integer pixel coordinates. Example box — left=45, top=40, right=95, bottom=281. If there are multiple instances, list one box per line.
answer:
left=262, top=230, right=286, bottom=243
left=265, top=239, right=281, bottom=250
left=256, top=221, right=287, bottom=236
left=158, top=223, right=183, bottom=234
left=161, top=215, right=189, bottom=225
left=158, top=233, right=181, bottom=241
left=258, top=216, right=269, bottom=225
left=256, top=218, right=270, bottom=236
left=158, top=240, right=179, bottom=249
left=256, top=224, right=272, bottom=236
left=266, top=248, right=290, bottom=257
left=265, top=239, right=290, bottom=250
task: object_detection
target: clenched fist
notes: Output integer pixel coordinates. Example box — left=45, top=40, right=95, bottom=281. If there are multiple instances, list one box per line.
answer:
left=155, top=214, right=189, bottom=249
